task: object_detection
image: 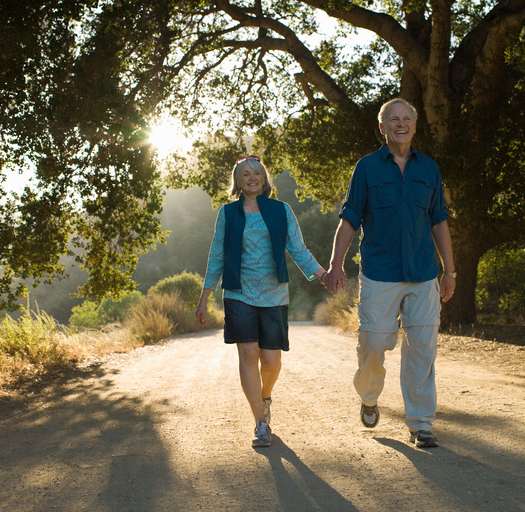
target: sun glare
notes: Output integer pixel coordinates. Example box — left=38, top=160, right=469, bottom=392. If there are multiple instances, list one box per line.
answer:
left=148, top=117, right=193, bottom=158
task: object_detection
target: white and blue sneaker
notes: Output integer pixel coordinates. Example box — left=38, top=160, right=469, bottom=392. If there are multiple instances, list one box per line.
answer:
left=252, top=420, right=272, bottom=448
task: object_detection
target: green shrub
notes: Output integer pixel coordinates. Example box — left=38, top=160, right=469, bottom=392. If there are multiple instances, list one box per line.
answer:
left=99, top=290, right=143, bottom=323
left=477, top=247, right=525, bottom=322
left=69, top=291, right=144, bottom=329
left=69, top=301, right=102, bottom=329
left=148, top=272, right=206, bottom=307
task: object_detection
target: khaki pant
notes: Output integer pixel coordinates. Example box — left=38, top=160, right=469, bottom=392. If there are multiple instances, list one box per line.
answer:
left=354, top=274, right=441, bottom=431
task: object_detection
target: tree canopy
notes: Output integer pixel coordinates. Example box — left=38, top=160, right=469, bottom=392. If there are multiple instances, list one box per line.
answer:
left=1, top=0, right=524, bottom=323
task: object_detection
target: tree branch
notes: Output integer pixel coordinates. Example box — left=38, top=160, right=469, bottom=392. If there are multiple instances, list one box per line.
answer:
left=423, top=0, right=452, bottom=143
left=470, top=5, right=525, bottom=110
left=300, top=0, right=428, bottom=81
left=215, top=0, right=354, bottom=110
left=294, top=72, right=329, bottom=108
left=450, top=0, right=525, bottom=98
left=400, top=0, right=429, bottom=113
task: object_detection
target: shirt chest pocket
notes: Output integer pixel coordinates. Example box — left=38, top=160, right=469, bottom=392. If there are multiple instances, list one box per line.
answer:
left=409, top=177, right=433, bottom=210
left=368, top=178, right=397, bottom=209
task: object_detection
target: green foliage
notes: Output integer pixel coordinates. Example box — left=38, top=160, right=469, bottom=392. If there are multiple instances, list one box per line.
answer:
left=477, top=247, right=525, bottom=322
left=0, top=1, right=166, bottom=309
left=69, top=301, right=102, bottom=330
left=69, top=290, right=144, bottom=329
left=167, top=132, right=245, bottom=206
left=98, top=290, right=143, bottom=323
left=148, top=272, right=205, bottom=308
left=2, top=0, right=524, bottom=327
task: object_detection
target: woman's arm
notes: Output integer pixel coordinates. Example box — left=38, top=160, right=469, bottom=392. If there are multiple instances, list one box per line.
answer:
left=284, top=204, right=326, bottom=281
left=196, top=207, right=225, bottom=324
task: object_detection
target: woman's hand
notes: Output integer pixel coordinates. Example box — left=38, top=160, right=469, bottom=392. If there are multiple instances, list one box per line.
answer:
left=195, top=288, right=212, bottom=325
left=315, top=267, right=328, bottom=287
left=195, top=299, right=208, bottom=325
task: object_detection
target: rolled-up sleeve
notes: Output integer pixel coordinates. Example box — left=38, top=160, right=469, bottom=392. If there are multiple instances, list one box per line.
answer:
left=429, top=168, right=449, bottom=226
left=203, top=206, right=225, bottom=289
left=339, top=162, right=366, bottom=230
left=284, top=204, right=322, bottom=281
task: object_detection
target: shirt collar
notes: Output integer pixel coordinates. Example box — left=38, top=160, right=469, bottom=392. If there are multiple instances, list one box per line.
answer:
left=379, top=144, right=418, bottom=161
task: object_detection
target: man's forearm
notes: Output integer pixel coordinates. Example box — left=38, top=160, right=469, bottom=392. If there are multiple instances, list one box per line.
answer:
left=432, top=220, right=455, bottom=273
left=330, top=219, right=356, bottom=268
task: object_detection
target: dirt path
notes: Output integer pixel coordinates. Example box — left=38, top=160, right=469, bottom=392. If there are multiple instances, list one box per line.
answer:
left=1, top=324, right=524, bottom=512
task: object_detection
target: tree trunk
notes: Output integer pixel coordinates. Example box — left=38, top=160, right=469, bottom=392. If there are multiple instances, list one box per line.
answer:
left=441, top=226, right=483, bottom=327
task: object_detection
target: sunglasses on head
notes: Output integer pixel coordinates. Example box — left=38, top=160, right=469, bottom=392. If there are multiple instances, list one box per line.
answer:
left=235, top=155, right=261, bottom=164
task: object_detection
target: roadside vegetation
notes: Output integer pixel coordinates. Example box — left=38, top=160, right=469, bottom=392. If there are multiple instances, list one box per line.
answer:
left=313, top=279, right=359, bottom=333
left=0, top=272, right=221, bottom=396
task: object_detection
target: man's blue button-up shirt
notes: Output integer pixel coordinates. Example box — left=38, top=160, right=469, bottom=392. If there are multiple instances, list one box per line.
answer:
left=339, top=145, right=448, bottom=283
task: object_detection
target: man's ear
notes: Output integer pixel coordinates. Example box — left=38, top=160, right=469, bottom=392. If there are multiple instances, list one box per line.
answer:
left=378, top=123, right=385, bottom=136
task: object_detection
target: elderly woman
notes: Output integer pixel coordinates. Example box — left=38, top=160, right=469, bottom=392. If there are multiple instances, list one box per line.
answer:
left=196, top=156, right=326, bottom=448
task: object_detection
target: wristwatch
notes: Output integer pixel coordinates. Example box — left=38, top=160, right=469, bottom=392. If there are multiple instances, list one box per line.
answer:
left=445, top=271, right=457, bottom=278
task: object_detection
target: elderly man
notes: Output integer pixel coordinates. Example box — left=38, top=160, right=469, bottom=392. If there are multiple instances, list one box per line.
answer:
left=326, top=98, right=455, bottom=448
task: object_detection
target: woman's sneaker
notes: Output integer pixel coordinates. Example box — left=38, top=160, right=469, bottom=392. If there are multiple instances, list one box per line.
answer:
left=252, top=420, right=272, bottom=448
left=263, top=397, right=272, bottom=424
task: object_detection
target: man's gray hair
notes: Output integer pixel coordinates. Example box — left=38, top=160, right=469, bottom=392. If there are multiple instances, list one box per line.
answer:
left=378, top=98, right=418, bottom=123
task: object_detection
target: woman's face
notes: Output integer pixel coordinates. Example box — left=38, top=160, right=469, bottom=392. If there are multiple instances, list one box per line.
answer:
left=238, top=166, right=265, bottom=196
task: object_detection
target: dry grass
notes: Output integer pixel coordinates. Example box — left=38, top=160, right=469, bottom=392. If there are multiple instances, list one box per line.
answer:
left=1, top=292, right=222, bottom=395
left=0, top=312, right=73, bottom=393
left=314, top=279, right=359, bottom=332
left=58, top=324, right=143, bottom=361
left=125, top=292, right=222, bottom=344
left=0, top=312, right=70, bottom=367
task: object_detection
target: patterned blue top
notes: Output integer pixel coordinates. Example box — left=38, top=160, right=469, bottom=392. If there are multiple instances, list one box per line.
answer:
left=204, top=202, right=322, bottom=307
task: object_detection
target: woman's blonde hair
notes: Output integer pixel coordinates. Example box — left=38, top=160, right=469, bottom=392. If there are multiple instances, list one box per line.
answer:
left=229, top=156, right=273, bottom=198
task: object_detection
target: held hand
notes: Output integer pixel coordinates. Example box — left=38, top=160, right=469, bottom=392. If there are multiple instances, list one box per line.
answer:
left=315, top=268, right=328, bottom=288
left=195, top=300, right=208, bottom=325
left=325, top=266, right=347, bottom=294
left=440, top=274, right=456, bottom=303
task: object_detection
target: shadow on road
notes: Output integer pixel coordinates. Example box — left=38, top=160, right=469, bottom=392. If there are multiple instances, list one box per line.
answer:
left=0, top=364, right=191, bottom=512
left=256, top=434, right=358, bottom=512
left=374, top=429, right=525, bottom=512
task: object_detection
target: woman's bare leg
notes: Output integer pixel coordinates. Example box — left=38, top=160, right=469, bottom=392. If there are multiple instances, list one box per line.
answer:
left=237, top=342, right=265, bottom=421
left=260, top=349, right=282, bottom=399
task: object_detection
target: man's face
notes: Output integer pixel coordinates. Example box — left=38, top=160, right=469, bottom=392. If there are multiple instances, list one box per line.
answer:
left=379, top=102, right=417, bottom=146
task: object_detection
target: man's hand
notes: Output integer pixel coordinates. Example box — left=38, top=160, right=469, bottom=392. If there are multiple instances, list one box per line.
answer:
left=439, top=274, right=456, bottom=303
left=325, top=266, right=347, bottom=294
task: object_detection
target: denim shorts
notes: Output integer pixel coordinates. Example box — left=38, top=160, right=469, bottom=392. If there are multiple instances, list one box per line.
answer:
left=223, top=299, right=289, bottom=351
